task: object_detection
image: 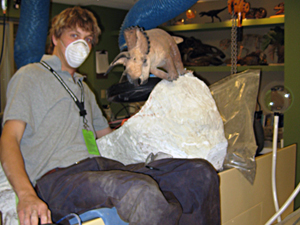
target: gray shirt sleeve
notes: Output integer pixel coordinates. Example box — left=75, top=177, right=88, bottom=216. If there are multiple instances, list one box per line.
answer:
left=3, top=66, right=38, bottom=127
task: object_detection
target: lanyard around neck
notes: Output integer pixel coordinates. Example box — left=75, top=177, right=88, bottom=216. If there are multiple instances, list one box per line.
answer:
left=40, top=61, right=87, bottom=120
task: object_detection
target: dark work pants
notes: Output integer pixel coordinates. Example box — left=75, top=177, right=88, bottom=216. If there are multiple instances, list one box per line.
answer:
left=35, top=157, right=220, bottom=225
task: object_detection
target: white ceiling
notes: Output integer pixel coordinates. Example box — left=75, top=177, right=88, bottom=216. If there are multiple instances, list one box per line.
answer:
left=51, top=0, right=138, bottom=10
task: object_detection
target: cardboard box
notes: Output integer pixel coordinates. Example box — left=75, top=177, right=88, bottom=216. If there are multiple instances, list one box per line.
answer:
left=220, top=144, right=296, bottom=225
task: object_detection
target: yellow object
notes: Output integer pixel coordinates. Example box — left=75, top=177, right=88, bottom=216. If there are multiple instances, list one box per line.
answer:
left=227, top=0, right=250, bottom=27
left=83, top=218, right=105, bottom=225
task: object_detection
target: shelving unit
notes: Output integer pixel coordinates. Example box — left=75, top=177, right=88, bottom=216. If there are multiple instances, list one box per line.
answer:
left=159, top=17, right=285, bottom=73
left=110, top=64, right=284, bottom=74
left=186, top=65, right=284, bottom=72
left=161, top=17, right=284, bottom=32
left=111, top=17, right=284, bottom=74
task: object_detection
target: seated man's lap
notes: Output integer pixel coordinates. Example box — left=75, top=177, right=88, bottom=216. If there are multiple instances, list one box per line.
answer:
left=35, top=157, right=220, bottom=224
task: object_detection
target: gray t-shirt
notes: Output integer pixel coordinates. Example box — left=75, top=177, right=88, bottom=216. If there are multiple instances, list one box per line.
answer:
left=3, top=55, right=109, bottom=184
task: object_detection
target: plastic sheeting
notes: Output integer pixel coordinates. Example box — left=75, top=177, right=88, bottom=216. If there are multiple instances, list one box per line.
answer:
left=0, top=165, right=19, bottom=225
left=210, top=69, right=260, bottom=184
left=97, top=73, right=228, bottom=171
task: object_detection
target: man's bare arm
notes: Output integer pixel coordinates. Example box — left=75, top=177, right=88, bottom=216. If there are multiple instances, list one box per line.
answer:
left=96, top=126, right=113, bottom=139
left=0, top=120, right=52, bottom=225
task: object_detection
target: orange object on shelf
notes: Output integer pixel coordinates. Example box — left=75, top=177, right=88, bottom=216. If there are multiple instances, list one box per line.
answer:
left=186, top=9, right=196, bottom=19
left=227, top=0, right=250, bottom=27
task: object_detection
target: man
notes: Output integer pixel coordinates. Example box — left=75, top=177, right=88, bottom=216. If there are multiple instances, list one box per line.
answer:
left=0, top=6, right=220, bottom=225
left=0, top=6, right=111, bottom=224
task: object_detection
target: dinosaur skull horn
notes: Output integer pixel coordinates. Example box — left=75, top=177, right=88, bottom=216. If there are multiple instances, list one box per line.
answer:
left=104, top=52, right=129, bottom=76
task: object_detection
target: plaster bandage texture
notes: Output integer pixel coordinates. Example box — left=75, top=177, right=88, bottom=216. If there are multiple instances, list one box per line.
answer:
left=0, top=165, right=19, bottom=225
left=97, top=73, right=227, bottom=170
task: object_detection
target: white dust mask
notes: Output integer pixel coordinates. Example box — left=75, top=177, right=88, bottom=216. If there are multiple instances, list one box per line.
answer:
left=63, top=39, right=90, bottom=68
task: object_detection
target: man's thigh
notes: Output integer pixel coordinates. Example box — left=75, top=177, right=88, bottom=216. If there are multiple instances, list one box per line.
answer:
left=36, top=158, right=181, bottom=223
left=127, top=158, right=221, bottom=225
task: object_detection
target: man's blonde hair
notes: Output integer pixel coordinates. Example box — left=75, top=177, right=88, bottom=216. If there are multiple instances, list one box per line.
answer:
left=48, top=6, right=101, bottom=53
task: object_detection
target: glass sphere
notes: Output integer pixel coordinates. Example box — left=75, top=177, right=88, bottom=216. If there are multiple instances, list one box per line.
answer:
left=264, top=85, right=293, bottom=113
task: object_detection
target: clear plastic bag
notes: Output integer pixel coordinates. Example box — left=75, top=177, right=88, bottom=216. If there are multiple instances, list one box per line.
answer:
left=210, top=69, right=260, bottom=184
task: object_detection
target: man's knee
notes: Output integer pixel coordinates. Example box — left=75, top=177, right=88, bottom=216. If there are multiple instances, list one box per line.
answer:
left=186, top=159, right=219, bottom=184
left=123, top=173, right=161, bottom=196
left=190, top=158, right=218, bottom=174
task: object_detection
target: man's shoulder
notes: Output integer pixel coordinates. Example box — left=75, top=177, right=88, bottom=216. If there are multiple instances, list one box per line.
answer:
left=11, top=61, right=50, bottom=85
left=14, top=62, right=44, bottom=78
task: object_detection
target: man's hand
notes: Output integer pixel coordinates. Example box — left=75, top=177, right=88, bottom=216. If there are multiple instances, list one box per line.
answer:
left=0, top=121, right=52, bottom=225
left=17, top=192, right=52, bottom=225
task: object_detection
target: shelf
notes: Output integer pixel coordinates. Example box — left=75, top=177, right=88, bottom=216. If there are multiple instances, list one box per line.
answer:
left=186, top=65, right=284, bottom=72
left=109, top=65, right=284, bottom=73
left=161, top=17, right=284, bottom=32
